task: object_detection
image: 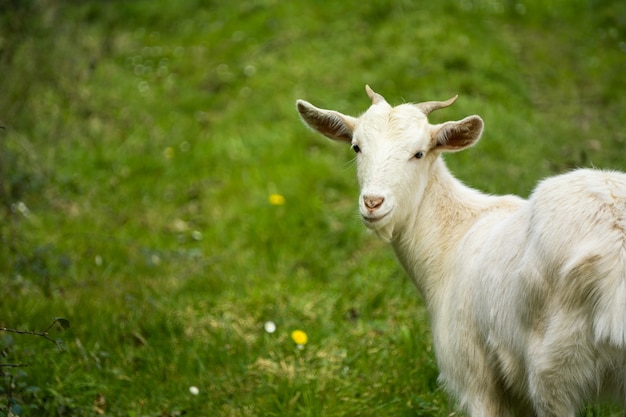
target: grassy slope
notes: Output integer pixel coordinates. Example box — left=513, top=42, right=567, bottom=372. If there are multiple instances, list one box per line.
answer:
left=1, top=0, right=625, bottom=416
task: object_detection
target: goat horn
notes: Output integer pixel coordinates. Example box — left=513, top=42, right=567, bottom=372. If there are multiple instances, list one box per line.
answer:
left=416, top=95, right=459, bottom=115
left=365, top=85, right=386, bottom=105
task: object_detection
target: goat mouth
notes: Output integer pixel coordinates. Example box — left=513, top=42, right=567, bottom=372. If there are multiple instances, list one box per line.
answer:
left=361, top=211, right=390, bottom=224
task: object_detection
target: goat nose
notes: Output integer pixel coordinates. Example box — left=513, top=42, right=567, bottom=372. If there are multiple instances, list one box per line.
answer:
left=364, top=195, right=385, bottom=210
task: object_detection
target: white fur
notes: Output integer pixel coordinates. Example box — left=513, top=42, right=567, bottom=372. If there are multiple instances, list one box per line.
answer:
left=297, top=86, right=626, bottom=417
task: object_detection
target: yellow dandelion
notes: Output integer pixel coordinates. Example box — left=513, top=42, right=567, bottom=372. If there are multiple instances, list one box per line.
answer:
left=291, top=330, right=308, bottom=345
left=269, top=193, right=285, bottom=205
left=163, top=146, right=175, bottom=159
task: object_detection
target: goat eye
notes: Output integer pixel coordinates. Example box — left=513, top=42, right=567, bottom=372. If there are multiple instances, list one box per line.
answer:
left=352, top=144, right=361, bottom=154
left=415, top=151, right=425, bottom=159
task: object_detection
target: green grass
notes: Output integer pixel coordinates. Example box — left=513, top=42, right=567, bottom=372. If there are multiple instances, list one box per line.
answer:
left=1, top=0, right=625, bottom=415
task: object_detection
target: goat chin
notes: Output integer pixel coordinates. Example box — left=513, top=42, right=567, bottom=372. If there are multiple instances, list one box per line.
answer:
left=362, top=217, right=394, bottom=242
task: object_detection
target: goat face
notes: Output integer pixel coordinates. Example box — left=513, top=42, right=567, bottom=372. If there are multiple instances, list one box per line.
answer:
left=297, top=85, right=484, bottom=240
left=351, top=102, right=436, bottom=240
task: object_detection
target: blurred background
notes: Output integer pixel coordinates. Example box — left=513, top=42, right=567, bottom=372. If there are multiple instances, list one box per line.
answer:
left=1, top=0, right=624, bottom=415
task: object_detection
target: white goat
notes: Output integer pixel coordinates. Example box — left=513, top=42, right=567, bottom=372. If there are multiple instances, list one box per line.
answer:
left=296, top=85, right=626, bottom=417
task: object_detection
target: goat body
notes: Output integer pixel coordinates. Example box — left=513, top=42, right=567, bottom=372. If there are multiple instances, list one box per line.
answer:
left=296, top=86, right=626, bottom=417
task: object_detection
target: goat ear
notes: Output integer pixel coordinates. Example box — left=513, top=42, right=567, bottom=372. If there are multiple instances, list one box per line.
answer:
left=296, top=100, right=356, bottom=143
left=431, top=115, right=484, bottom=152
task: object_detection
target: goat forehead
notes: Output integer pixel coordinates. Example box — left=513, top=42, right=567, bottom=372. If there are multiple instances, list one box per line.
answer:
left=357, top=104, right=429, bottom=146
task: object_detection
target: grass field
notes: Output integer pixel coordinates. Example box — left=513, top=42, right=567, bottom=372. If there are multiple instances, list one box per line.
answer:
left=1, top=1, right=625, bottom=416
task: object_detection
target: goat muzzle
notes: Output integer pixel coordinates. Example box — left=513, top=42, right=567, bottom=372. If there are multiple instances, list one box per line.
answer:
left=364, top=195, right=385, bottom=210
